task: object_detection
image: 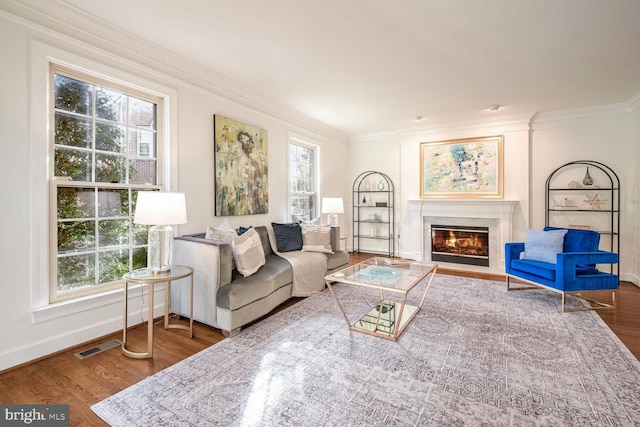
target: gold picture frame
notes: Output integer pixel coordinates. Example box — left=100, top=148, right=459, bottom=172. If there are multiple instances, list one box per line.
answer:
left=420, top=135, right=503, bottom=198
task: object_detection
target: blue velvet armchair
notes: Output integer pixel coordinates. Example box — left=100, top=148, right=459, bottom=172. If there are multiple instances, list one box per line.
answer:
left=505, top=227, right=619, bottom=312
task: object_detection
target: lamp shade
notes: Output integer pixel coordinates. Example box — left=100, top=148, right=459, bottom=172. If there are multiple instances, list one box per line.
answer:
left=134, top=191, right=187, bottom=225
left=321, top=197, right=344, bottom=214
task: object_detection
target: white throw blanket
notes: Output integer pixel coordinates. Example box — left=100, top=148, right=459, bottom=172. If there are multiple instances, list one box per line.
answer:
left=275, top=250, right=328, bottom=297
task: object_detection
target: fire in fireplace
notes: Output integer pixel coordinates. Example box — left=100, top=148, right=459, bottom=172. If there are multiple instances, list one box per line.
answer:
left=431, top=225, right=489, bottom=267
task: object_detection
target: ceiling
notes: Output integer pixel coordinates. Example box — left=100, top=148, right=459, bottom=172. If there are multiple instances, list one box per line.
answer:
left=35, top=0, right=640, bottom=134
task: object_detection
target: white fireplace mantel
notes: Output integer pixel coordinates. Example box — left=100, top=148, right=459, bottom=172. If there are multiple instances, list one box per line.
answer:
left=408, top=199, right=519, bottom=272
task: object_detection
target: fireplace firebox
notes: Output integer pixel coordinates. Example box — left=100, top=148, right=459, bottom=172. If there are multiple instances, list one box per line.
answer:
left=431, top=225, right=489, bottom=267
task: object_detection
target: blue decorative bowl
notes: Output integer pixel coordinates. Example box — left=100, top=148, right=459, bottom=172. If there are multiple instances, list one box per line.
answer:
left=359, top=266, right=402, bottom=279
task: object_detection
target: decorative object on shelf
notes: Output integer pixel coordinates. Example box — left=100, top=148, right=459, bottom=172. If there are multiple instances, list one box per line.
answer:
left=134, top=191, right=188, bottom=273
left=375, top=202, right=388, bottom=207
left=569, top=224, right=591, bottom=230
left=377, top=180, right=385, bottom=191
left=364, top=180, right=371, bottom=191
left=583, top=193, right=606, bottom=210
left=362, top=194, right=367, bottom=205
left=582, top=167, right=594, bottom=186
left=555, top=197, right=577, bottom=210
left=213, top=114, right=268, bottom=216
left=321, top=197, right=344, bottom=227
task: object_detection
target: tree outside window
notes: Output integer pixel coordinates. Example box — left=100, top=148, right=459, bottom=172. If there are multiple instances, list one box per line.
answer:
left=289, top=141, right=318, bottom=222
left=52, top=68, right=160, bottom=301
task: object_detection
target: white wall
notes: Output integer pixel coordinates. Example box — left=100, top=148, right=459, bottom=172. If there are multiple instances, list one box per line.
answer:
left=0, top=12, right=348, bottom=371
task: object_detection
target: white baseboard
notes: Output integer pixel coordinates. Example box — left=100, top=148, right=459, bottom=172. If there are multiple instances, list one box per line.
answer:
left=1, top=298, right=165, bottom=372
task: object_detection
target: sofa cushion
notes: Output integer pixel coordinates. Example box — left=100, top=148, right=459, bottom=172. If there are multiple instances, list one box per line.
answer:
left=511, top=259, right=557, bottom=281
left=327, top=250, right=350, bottom=271
left=522, top=228, right=567, bottom=264
left=217, top=254, right=293, bottom=311
left=231, top=227, right=266, bottom=277
left=301, top=225, right=333, bottom=254
left=271, top=222, right=303, bottom=252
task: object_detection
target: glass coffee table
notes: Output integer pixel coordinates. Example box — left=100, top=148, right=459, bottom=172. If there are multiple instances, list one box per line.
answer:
left=325, top=258, right=438, bottom=341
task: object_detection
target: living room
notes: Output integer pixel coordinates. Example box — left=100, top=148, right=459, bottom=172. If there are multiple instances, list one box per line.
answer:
left=1, top=1, right=640, bottom=424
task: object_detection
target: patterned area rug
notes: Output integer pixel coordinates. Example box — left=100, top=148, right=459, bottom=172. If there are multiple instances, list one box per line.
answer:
left=92, top=275, right=640, bottom=426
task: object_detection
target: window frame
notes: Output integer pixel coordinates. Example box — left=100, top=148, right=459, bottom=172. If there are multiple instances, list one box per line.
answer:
left=288, top=136, right=320, bottom=223
left=47, top=63, right=165, bottom=303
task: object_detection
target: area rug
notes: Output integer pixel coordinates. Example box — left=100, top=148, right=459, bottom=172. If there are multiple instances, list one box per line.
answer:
left=92, top=275, right=640, bottom=426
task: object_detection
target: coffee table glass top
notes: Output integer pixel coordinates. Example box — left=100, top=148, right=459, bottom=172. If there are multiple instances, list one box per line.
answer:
left=326, top=257, right=436, bottom=293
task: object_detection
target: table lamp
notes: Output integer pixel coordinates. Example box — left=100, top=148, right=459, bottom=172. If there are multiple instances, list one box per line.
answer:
left=322, top=197, right=344, bottom=227
left=134, top=191, right=187, bottom=273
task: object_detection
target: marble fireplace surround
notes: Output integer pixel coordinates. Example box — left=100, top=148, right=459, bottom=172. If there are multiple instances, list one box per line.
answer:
left=408, top=200, right=519, bottom=273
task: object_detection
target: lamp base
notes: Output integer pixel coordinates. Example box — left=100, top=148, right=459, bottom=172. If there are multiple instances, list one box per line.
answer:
left=147, top=225, right=174, bottom=273
left=327, top=213, right=338, bottom=227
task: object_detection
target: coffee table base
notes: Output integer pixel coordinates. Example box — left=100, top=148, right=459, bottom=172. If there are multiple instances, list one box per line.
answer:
left=351, top=300, right=420, bottom=340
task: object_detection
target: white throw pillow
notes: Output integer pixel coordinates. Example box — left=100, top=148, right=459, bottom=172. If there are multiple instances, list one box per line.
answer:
left=301, top=224, right=333, bottom=254
left=231, top=227, right=266, bottom=277
left=205, top=219, right=236, bottom=242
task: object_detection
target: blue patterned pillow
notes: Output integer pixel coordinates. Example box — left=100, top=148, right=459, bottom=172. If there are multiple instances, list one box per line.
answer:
left=523, top=228, right=568, bottom=264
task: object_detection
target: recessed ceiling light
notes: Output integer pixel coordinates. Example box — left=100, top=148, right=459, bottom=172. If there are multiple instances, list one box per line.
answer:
left=488, top=105, right=501, bottom=111
left=415, top=115, right=424, bottom=121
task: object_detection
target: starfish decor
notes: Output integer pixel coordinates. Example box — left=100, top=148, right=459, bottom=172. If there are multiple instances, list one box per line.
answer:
left=584, top=193, right=606, bottom=210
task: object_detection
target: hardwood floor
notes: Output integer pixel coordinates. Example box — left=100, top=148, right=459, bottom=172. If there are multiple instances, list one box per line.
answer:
left=1, top=253, right=638, bottom=426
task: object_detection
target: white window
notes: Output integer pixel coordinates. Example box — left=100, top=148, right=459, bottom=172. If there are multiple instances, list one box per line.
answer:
left=51, top=65, right=162, bottom=302
left=288, top=138, right=318, bottom=222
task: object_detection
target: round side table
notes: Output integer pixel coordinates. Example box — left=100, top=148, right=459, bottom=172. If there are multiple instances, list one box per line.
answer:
left=122, top=265, right=194, bottom=359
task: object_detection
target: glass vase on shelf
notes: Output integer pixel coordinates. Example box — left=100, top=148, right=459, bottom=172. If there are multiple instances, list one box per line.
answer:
left=582, top=167, right=594, bottom=186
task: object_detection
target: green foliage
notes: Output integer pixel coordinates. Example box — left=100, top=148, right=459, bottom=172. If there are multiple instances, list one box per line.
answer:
left=54, top=74, right=148, bottom=291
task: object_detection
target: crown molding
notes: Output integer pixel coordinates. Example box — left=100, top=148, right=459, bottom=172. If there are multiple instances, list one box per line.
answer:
left=532, top=99, right=636, bottom=130
left=627, top=91, right=640, bottom=116
left=0, top=0, right=349, bottom=144
left=350, top=113, right=535, bottom=146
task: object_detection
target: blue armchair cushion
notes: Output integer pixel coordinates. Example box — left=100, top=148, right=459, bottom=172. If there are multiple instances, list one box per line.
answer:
left=544, top=226, right=600, bottom=269
left=511, top=259, right=557, bottom=281
left=544, top=226, right=600, bottom=252
left=522, top=228, right=568, bottom=264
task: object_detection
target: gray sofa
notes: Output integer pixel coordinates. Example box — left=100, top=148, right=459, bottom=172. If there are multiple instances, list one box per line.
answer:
left=169, top=225, right=348, bottom=336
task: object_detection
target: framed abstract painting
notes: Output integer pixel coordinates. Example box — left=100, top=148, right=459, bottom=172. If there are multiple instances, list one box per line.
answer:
left=213, top=115, right=268, bottom=215
left=420, top=135, right=503, bottom=198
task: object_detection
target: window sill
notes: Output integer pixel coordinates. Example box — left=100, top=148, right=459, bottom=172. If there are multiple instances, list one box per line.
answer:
left=31, top=284, right=147, bottom=324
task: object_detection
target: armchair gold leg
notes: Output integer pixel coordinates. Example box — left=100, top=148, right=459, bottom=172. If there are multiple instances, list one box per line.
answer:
left=506, top=275, right=539, bottom=291
left=562, top=291, right=617, bottom=313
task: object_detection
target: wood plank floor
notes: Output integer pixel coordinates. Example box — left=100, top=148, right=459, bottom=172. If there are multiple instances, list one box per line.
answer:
left=1, top=253, right=638, bottom=426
